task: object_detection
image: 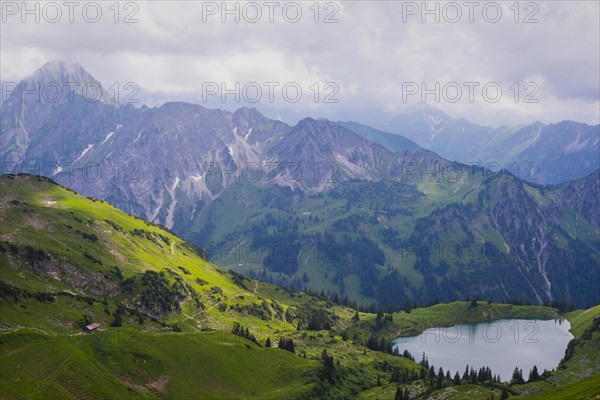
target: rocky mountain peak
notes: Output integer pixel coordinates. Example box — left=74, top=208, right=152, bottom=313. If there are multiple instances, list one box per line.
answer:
left=10, top=60, right=114, bottom=106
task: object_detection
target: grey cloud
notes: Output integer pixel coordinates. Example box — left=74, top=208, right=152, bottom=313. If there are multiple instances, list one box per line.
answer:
left=1, top=0, right=598, bottom=125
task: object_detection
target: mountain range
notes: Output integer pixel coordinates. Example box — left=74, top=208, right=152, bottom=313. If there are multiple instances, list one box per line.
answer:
left=1, top=61, right=599, bottom=309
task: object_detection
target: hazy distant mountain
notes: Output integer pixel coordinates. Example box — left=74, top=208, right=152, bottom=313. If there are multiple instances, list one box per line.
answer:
left=369, top=106, right=599, bottom=184
left=512, top=121, right=600, bottom=184
left=336, top=121, right=422, bottom=154
left=369, top=105, right=493, bottom=159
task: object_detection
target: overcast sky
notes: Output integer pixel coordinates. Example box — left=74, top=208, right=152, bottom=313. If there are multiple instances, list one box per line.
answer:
left=1, top=1, right=599, bottom=126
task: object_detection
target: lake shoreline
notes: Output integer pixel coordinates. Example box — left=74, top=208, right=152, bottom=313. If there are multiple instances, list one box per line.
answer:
left=391, top=318, right=574, bottom=382
left=381, top=301, right=563, bottom=339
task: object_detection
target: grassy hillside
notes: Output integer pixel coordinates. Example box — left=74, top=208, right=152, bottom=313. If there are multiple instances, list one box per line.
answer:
left=0, top=174, right=597, bottom=399
left=564, top=304, right=600, bottom=338
left=527, top=375, right=600, bottom=400
left=0, top=329, right=314, bottom=400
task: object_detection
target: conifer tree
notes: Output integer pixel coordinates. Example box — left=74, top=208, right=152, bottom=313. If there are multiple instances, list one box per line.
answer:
left=453, top=371, right=461, bottom=385
left=394, top=386, right=403, bottom=400
left=528, top=365, right=541, bottom=382
left=462, top=365, right=469, bottom=382
left=511, top=367, right=525, bottom=384
left=320, top=349, right=337, bottom=382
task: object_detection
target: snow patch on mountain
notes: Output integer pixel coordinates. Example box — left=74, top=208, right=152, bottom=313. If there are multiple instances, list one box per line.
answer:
left=564, top=133, right=590, bottom=153
left=165, top=177, right=179, bottom=229
left=53, top=156, right=63, bottom=176
left=74, top=144, right=94, bottom=163
left=150, top=190, right=164, bottom=223
left=100, top=132, right=114, bottom=145
left=183, top=173, right=211, bottom=198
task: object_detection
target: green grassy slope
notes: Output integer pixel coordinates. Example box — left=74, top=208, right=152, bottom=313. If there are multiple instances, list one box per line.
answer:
left=0, top=329, right=314, bottom=400
left=565, top=304, right=600, bottom=338
left=527, top=375, right=600, bottom=400
left=0, top=174, right=321, bottom=398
